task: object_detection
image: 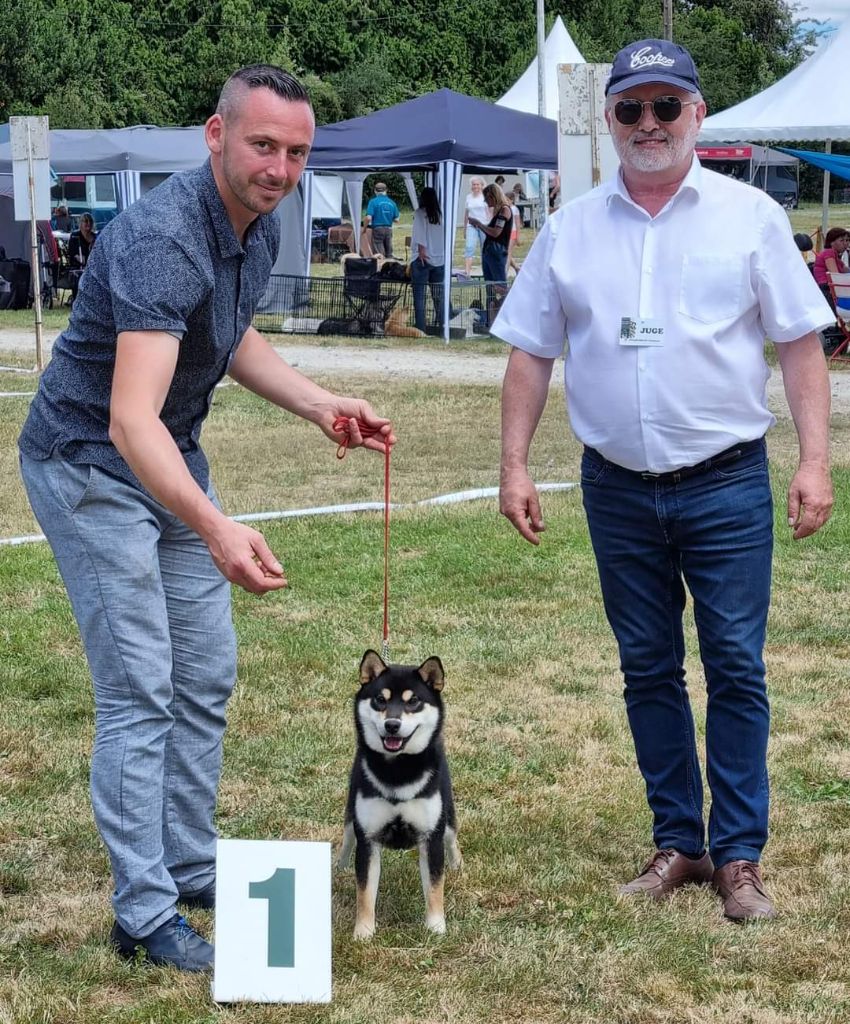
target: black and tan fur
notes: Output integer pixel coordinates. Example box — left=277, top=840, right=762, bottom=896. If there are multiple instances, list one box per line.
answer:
left=338, top=650, right=462, bottom=939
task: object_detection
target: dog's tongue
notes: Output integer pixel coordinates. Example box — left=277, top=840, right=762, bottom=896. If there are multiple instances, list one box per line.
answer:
left=383, top=736, right=403, bottom=752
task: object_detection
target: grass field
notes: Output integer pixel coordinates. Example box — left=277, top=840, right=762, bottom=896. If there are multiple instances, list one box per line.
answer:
left=1, top=345, right=850, bottom=1023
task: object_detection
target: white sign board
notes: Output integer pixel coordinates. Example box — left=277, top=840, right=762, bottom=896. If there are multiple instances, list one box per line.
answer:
left=557, top=64, right=619, bottom=205
left=10, top=116, right=51, bottom=221
left=213, top=839, right=332, bottom=1004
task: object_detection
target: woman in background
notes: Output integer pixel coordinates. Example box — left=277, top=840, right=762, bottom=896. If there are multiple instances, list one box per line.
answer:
left=410, top=187, right=445, bottom=334
left=813, top=226, right=849, bottom=308
left=463, top=176, right=488, bottom=277
left=468, top=183, right=512, bottom=323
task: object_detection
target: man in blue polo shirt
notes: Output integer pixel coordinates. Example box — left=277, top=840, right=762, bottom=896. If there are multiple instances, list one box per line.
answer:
left=364, top=181, right=400, bottom=257
left=18, top=65, right=393, bottom=972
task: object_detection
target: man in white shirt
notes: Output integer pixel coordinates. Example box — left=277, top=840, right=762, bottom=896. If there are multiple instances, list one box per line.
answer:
left=494, top=38, right=834, bottom=922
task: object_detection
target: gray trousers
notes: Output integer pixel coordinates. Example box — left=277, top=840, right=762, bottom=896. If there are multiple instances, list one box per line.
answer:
left=370, top=225, right=394, bottom=257
left=20, top=453, right=236, bottom=937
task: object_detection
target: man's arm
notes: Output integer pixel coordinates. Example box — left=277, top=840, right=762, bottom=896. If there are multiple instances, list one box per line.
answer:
left=500, top=347, right=555, bottom=544
left=228, top=326, right=394, bottom=452
left=109, top=330, right=287, bottom=594
left=775, top=332, right=834, bottom=539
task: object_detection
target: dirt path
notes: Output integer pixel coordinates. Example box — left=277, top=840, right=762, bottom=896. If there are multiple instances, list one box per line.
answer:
left=2, top=329, right=848, bottom=418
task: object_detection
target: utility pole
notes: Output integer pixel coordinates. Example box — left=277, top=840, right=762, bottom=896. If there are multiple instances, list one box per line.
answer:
left=663, top=0, right=673, bottom=41
left=536, top=0, right=548, bottom=229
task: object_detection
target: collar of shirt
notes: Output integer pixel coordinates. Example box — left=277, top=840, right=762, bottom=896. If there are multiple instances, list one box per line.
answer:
left=606, top=154, right=702, bottom=217
left=197, top=159, right=264, bottom=258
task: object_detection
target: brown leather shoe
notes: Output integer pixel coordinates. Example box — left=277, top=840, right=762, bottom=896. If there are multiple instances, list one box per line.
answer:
left=713, top=860, right=776, bottom=922
left=619, top=848, right=714, bottom=900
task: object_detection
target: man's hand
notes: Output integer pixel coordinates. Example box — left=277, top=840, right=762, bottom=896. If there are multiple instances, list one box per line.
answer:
left=500, top=467, right=545, bottom=545
left=787, top=460, right=833, bottom=540
left=204, top=518, right=288, bottom=595
left=321, top=398, right=395, bottom=454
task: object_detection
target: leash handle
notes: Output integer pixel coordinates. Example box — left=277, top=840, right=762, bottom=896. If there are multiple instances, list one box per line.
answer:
left=333, top=416, right=391, bottom=659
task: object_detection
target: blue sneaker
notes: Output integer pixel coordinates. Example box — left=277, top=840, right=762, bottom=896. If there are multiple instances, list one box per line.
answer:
left=178, top=880, right=215, bottom=910
left=110, top=913, right=214, bottom=972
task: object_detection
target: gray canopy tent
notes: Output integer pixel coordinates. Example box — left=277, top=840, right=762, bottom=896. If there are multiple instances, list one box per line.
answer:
left=0, top=124, right=307, bottom=281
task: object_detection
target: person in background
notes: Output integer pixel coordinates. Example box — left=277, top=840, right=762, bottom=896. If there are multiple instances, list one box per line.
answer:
left=469, top=183, right=512, bottom=285
left=18, top=64, right=393, bottom=974
left=548, top=172, right=560, bottom=213
left=463, top=176, right=488, bottom=277
left=52, top=205, right=73, bottom=232
left=469, top=183, right=513, bottom=324
left=364, top=181, right=399, bottom=258
left=410, top=186, right=445, bottom=334
left=67, top=213, right=98, bottom=302
left=507, top=193, right=522, bottom=275
left=495, top=38, right=833, bottom=923
left=812, top=226, right=850, bottom=308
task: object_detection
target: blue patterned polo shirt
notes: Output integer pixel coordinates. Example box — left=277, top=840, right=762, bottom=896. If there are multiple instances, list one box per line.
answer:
left=19, top=159, right=279, bottom=491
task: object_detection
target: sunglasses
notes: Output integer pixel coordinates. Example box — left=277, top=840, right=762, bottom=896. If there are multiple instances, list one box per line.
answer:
left=613, top=96, right=699, bottom=126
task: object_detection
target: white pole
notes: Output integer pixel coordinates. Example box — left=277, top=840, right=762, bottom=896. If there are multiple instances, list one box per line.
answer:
left=536, top=0, right=548, bottom=229
left=26, top=122, right=44, bottom=372
left=821, top=139, right=832, bottom=238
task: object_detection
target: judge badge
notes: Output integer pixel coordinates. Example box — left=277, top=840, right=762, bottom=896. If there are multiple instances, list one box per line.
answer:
left=619, top=317, right=665, bottom=346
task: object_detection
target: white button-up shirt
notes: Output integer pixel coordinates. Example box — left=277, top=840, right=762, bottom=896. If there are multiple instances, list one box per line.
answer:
left=492, top=158, right=834, bottom=473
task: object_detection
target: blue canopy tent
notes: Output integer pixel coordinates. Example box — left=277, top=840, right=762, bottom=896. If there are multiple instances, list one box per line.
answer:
left=306, top=89, right=558, bottom=338
left=777, top=148, right=850, bottom=185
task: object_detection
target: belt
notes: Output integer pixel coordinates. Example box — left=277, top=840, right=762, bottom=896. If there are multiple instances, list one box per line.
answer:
left=585, top=438, right=765, bottom=485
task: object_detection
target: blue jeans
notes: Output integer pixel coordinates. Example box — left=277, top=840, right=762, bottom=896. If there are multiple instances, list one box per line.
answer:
left=580, top=439, right=773, bottom=868
left=20, top=453, right=236, bottom=937
left=410, top=258, right=444, bottom=332
left=481, top=241, right=507, bottom=283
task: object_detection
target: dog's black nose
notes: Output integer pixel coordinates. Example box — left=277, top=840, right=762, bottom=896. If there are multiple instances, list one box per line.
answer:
left=384, top=718, right=401, bottom=735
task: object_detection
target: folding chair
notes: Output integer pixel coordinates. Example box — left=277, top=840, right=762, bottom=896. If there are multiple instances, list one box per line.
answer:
left=340, top=254, right=400, bottom=333
left=826, top=271, right=850, bottom=362
left=326, top=222, right=355, bottom=262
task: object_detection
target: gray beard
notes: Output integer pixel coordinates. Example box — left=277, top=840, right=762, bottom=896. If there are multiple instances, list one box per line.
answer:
left=614, top=118, right=701, bottom=174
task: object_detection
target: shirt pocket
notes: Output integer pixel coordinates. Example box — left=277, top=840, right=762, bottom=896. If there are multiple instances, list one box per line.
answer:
left=679, top=254, right=747, bottom=324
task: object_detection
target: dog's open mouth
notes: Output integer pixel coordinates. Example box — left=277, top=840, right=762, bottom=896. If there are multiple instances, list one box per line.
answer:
left=381, top=726, right=417, bottom=753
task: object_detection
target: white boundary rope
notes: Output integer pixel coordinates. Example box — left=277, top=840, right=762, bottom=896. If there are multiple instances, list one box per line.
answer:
left=0, top=482, right=577, bottom=548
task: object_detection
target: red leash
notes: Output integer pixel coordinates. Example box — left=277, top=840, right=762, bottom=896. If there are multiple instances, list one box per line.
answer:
left=333, top=416, right=391, bottom=661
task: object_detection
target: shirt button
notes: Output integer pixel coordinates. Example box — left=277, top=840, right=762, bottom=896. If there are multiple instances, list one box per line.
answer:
left=642, top=414, right=649, bottom=421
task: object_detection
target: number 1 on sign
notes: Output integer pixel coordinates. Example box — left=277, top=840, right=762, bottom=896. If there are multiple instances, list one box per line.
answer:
left=249, top=868, right=296, bottom=968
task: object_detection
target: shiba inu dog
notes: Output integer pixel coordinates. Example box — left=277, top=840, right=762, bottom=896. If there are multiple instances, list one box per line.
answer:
left=338, top=650, right=462, bottom=939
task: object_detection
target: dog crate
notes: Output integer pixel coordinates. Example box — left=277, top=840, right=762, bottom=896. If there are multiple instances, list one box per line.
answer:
left=255, top=272, right=511, bottom=338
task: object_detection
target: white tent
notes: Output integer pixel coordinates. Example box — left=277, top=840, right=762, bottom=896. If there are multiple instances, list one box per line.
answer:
left=496, top=16, right=584, bottom=120
left=700, top=19, right=850, bottom=142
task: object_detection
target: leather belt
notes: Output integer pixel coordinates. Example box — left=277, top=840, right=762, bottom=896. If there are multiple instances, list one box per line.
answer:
left=585, top=438, right=765, bottom=485
left=639, top=438, right=764, bottom=483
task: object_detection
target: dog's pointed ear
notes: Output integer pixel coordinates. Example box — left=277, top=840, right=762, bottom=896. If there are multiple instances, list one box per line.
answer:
left=417, top=656, right=445, bottom=692
left=359, top=650, right=387, bottom=686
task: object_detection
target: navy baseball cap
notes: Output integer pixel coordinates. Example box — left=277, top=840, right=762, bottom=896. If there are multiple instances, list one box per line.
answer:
left=606, top=39, right=701, bottom=96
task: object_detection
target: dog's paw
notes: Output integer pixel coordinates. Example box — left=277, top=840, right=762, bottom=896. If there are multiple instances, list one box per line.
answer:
left=353, top=920, right=376, bottom=941
left=425, top=914, right=446, bottom=935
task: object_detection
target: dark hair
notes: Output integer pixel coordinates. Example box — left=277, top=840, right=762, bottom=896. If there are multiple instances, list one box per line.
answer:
left=419, top=187, right=441, bottom=225
left=793, top=232, right=813, bottom=253
left=824, top=227, right=849, bottom=249
left=217, top=65, right=311, bottom=121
